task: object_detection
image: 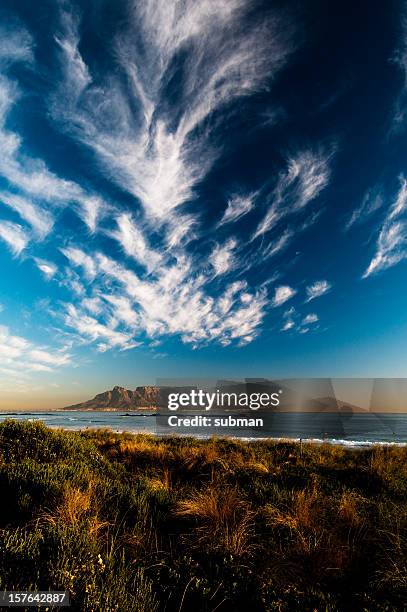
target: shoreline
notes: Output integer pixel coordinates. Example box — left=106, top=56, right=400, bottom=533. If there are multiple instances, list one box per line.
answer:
left=0, top=412, right=405, bottom=448
left=2, top=420, right=406, bottom=448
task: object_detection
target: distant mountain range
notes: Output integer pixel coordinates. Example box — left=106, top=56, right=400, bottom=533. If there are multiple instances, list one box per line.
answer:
left=64, top=386, right=368, bottom=413
left=64, top=386, right=162, bottom=410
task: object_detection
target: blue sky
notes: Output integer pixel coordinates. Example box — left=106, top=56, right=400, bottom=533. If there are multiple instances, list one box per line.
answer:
left=0, top=0, right=407, bottom=408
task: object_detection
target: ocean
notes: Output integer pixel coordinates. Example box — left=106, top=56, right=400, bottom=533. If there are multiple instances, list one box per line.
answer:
left=0, top=411, right=406, bottom=447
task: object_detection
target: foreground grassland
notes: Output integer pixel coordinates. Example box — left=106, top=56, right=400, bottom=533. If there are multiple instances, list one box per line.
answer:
left=0, top=421, right=405, bottom=611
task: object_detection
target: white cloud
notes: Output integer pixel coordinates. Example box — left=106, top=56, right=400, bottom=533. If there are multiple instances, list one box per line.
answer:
left=305, top=280, right=331, bottom=302
left=28, top=349, right=71, bottom=367
left=389, top=176, right=407, bottom=219
left=272, top=285, right=296, bottom=307
left=61, top=247, right=97, bottom=280
left=63, top=251, right=268, bottom=347
left=218, top=193, right=256, bottom=226
left=0, top=192, right=54, bottom=238
left=363, top=178, right=407, bottom=277
left=283, top=150, right=331, bottom=209
left=34, top=258, right=57, bottom=279
left=0, top=69, right=107, bottom=240
left=103, top=295, right=139, bottom=328
left=165, top=215, right=197, bottom=248
left=54, top=10, right=91, bottom=105
left=0, top=78, right=81, bottom=203
left=0, top=325, right=71, bottom=379
left=346, top=186, right=383, bottom=230
left=281, top=319, right=294, bottom=331
left=0, top=25, right=34, bottom=66
left=209, top=239, right=237, bottom=276
left=302, top=313, right=318, bottom=325
left=363, top=221, right=407, bottom=277
left=263, top=229, right=293, bottom=258
left=64, top=304, right=141, bottom=351
left=81, top=297, right=103, bottom=315
left=76, top=195, right=106, bottom=233
left=0, top=220, right=29, bottom=255
left=253, top=149, right=332, bottom=239
left=111, top=213, right=162, bottom=272
left=49, top=1, right=296, bottom=227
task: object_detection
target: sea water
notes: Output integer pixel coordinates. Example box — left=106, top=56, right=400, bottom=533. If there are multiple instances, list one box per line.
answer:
left=0, top=411, right=405, bottom=447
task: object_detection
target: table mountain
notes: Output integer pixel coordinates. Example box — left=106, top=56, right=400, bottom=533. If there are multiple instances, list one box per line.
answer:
left=64, top=385, right=161, bottom=410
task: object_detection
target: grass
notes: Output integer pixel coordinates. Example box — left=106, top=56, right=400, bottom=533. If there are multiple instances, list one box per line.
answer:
left=0, top=420, right=405, bottom=611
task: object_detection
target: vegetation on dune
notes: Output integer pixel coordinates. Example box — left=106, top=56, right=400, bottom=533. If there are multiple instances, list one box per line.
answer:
left=0, top=420, right=406, bottom=611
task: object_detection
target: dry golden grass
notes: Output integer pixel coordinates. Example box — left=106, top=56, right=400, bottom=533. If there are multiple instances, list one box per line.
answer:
left=116, top=439, right=171, bottom=465
left=175, top=486, right=255, bottom=556
left=148, top=467, right=173, bottom=492
left=39, top=481, right=108, bottom=537
left=174, top=443, right=220, bottom=471
left=337, top=490, right=364, bottom=528
left=265, top=485, right=323, bottom=533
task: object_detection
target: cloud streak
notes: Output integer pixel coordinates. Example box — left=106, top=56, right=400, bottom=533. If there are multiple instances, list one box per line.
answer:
left=0, top=324, right=71, bottom=379
left=305, top=280, right=332, bottom=302
left=363, top=177, right=407, bottom=277
left=253, top=149, right=332, bottom=239
left=272, top=285, right=297, bottom=307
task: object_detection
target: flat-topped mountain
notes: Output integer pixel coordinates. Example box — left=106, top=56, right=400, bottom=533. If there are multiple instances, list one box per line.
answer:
left=64, top=386, right=161, bottom=410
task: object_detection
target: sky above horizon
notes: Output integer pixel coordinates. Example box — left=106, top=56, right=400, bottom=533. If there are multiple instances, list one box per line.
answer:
left=1, top=0, right=407, bottom=409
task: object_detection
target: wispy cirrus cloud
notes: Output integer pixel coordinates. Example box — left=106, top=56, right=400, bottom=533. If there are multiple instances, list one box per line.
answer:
left=64, top=304, right=140, bottom=353
left=0, top=2, right=337, bottom=363
left=281, top=319, right=295, bottom=331
left=302, top=313, right=318, bottom=325
left=60, top=247, right=97, bottom=280
left=51, top=1, right=297, bottom=223
left=110, top=213, right=162, bottom=272
left=0, top=23, right=34, bottom=66
left=33, top=258, right=57, bottom=279
left=363, top=177, right=407, bottom=277
left=272, top=285, right=297, bottom=307
left=59, top=249, right=268, bottom=348
left=0, top=324, right=71, bottom=378
left=218, top=193, right=257, bottom=226
left=209, top=239, right=237, bottom=276
left=252, top=148, right=332, bottom=240
left=0, top=192, right=54, bottom=238
left=363, top=221, right=407, bottom=277
left=262, top=229, right=293, bottom=259
left=15, top=0, right=302, bottom=350
left=280, top=307, right=319, bottom=333
left=305, top=280, right=332, bottom=302
left=0, top=220, right=29, bottom=255
left=346, top=186, right=384, bottom=230
left=0, top=39, right=107, bottom=260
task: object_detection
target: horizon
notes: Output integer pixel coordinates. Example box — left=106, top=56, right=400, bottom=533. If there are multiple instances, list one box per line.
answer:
left=1, top=0, right=407, bottom=410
